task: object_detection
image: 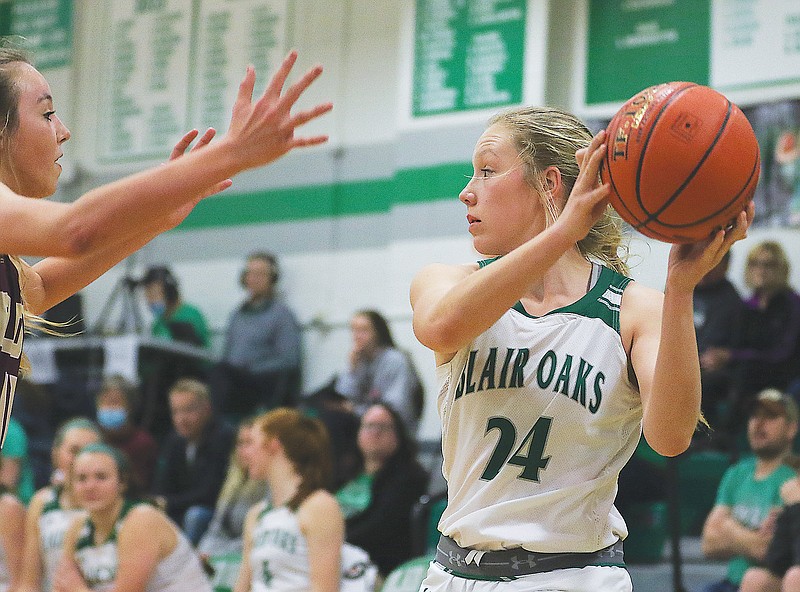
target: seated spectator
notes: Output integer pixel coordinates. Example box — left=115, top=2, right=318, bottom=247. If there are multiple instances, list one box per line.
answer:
left=210, top=252, right=302, bottom=417
left=701, top=389, right=799, bottom=592
left=0, top=482, right=25, bottom=591
left=704, top=242, right=800, bottom=435
left=141, top=265, right=210, bottom=348
left=301, top=384, right=362, bottom=490
left=336, top=403, right=429, bottom=578
left=17, top=418, right=101, bottom=592
left=197, top=417, right=267, bottom=558
left=55, top=443, right=212, bottom=592
left=334, top=310, right=424, bottom=434
left=740, top=471, right=800, bottom=591
left=94, top=375, right=158, bottom=491
left=0, top=416, right=36, bottom=503
left=695, top=251, right=744, bottom=438
left=153, top=378, right=235, bottom=546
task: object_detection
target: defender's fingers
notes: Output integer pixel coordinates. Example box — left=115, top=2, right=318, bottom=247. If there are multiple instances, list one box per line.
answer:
left=288, top=102, right=333, bottom=129
left=170, top=129, right=199, bottom=160
left=290, top=134, right=330, bottom=149
left=233, top=66, right=257, bottom=112
left=262, top=50, right=299, bottom=101
left=190, top=128, right=217, bottom=152
left=277, top=64, right=324, bottom=110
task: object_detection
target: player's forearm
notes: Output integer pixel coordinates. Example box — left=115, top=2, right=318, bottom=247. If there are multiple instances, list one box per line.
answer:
left=63, top=142, right=237, bottom=257
left=30, top=214, right=175, bottom=315
left=414, top=225, right=577, bottom=353
left=646, top=285, right=701, bottom=455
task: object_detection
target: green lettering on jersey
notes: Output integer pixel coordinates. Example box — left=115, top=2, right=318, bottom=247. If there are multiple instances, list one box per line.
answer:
left=498, top=348, right=515, bottom=388
left=553, top=354, right=573, bottom=395
left=571, top=358, right=594, bottom=407
left=465, top=350, right=478, bottom=395
left=508, top=348, right=529, bottom=387
left=590, top=372, right=605, bottom=413
left=478, top=347, right=497, bottom=391
left=536, top=350, right=557, bottom=389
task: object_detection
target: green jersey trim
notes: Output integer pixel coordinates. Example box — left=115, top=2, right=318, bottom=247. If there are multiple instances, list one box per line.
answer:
left=478, top=259, right=632, bottom=334
left=41, top=486, right=64, bottom=514
left=76, top=499, right=138, bottom=550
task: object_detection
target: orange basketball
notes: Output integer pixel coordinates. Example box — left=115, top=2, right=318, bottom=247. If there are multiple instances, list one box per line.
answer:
left=600, top=82, right=760, bottom=244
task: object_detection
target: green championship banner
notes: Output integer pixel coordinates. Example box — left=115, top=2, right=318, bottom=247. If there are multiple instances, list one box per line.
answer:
left=585, top=0, right=710, bottom=106
left=11, top=0, right=73, bottom=70
left=412, top=0, right=526, bottom=116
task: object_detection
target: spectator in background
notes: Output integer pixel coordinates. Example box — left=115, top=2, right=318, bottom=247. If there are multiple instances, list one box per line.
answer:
left=17, top=418, right=101, bottom=592
left=153, top=378, right=235, bottom=546
left=701, top=389, right=799, bottom=592
left=301, top=385, right=362, bottom=491
left=704, top=241, right=800, bottom=435
left=695, top=251, right=744, bottom=439
left=141, top=265, right=210, bottom=348
left=94, top=375, right=158, bottom=491
left=336, top=403, right=428, bottom=578
left=0, top=416, right=35, bottom=504
left=335, top=310, right=424, bottom=434
left=0, top=480, right=25, bottom=591
left=210, top=252, right=302, bottom=417
left=197, top=417, right=267, bottom=558
left=741, top=462, right=800, bottom=591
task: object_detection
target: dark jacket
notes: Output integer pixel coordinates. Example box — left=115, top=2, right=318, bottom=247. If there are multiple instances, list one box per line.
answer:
left=153, top=417, right=235, bottom=523
left=345, top=454, right=429, bottom=576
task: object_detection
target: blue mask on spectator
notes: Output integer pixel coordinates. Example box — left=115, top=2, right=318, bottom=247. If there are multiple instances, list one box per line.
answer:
left=149, top=301, right=166, bottom=318
left=97, top=408, right=127, bottom=430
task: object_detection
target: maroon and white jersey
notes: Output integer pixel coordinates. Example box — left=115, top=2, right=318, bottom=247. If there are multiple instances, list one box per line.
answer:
left=0, top=256, right=23, bottom=448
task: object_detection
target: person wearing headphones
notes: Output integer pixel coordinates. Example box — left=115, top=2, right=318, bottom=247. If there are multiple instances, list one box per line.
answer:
left=142, top=266, right=210, bottom=348
left=210, top=252, right=302, bottom=417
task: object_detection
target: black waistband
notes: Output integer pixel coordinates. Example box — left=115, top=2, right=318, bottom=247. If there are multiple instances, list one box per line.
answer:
left=434, top=535, right=625, bottom=581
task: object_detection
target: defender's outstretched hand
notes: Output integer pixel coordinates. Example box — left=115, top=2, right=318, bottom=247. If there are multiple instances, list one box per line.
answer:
left=224, top=50, right=333, bottom=171
left=170, top=128, right=233, bottom=198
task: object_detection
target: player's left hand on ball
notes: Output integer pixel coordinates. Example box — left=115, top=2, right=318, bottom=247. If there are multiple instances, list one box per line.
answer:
left=667, top=200, right=754, bottom=289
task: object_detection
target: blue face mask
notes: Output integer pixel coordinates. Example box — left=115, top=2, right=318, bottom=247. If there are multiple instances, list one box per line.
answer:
left=149, top=301, right=167, bottom=318
left=97, top=407, right=128, bottom=430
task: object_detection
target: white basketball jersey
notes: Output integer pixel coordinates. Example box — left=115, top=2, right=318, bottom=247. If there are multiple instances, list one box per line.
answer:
left=74, top=503, right=212, bottom=592
left=39, top=487, right=85, bottom=592
left=437, top=264, right=642, bottom=554
left=249, top=504, right=312, bottom=592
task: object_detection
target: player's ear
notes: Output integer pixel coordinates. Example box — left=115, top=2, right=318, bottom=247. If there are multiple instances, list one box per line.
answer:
left=542, top=166, right=563, bottom=200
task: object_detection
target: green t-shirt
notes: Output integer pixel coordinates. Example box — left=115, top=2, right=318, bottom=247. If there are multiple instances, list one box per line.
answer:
left=716, top=455, right=796, bottom=585
left=151, top=302, right=210, bottom=348
left=2, top=417, right=35, bottom=504
left=335, top=473, right=374, bottom=519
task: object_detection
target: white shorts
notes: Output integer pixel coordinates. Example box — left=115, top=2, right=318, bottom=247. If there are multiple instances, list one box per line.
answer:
left=419, top=560, right=632, bottom=592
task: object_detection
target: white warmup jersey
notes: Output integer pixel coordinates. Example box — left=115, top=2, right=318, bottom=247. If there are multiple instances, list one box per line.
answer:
left=39, top=487, right=85, bottom=592
left=249, top=503, right=311, bottom=592
left=74, top=502, right=212, bottom=592
left=248, top=501, right=378, bottom=592
left=437, top=263, right=642, bottom=554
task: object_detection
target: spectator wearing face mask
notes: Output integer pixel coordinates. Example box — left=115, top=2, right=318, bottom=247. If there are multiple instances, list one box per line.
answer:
left=141, top=266, right=210, bottom=348
left=94, top=375, right=159, bottom=491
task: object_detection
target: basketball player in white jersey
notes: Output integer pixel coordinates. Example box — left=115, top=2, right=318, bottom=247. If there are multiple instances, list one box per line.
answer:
left=17, top=418, right=101, bottom=592
left=55, top=443, right=212, bottom=592
left=234, top=407, right=378, bottom=592
left=410, top=107, right=754, bottom=591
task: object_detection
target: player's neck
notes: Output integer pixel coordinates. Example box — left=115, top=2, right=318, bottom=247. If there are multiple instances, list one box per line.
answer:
left=521, top=253, right=592, bottom=314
